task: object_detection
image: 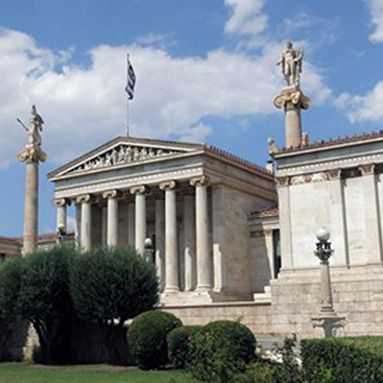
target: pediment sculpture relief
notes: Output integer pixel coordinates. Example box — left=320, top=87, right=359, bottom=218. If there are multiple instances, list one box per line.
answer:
left=71, top=145, right=179, bottom=174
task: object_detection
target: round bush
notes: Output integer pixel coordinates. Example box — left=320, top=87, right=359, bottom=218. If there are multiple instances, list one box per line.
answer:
left=129, top=310, right=182, bottom=369
left=188, top=321, right=256, bottom=383
left=167, top=325, right=203, bottom=369
left=203, top=320, right=256, bottom=364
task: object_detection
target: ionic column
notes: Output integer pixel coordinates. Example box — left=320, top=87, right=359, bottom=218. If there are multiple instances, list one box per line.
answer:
left=75, top=201, right=81, bottom=249
left=77, top=194, right=92, bottom=251
left=360, top=164, right=383, bottom=264
left=103, top=190, right=120, bottom=247
left=160, top=181, right=179, bottom=293
left=101, top=206, right=107, bottom=246
left=53, top=198, right=70, bottom=233
left=127, top=202, right=135, bottom=246
left=130, top=186, right=146, bottom=254
left=184, top=194, right=196, bottom=291
left=190, top=176, right=212, bottom=291
left=155, top=199, right=165, bottom=290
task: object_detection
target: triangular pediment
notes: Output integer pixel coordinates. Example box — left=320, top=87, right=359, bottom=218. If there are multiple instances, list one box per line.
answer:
left=48, top=136, right=205, bottom=179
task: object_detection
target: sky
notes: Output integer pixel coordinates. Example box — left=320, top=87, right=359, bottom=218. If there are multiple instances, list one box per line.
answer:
left=1, top=0, right=383, bottom=236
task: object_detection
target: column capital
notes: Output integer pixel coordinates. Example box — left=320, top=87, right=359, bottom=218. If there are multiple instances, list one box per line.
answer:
left=52, top=198, right=71, bottom=207
left=326, top=169, right=342, bottom=180
left=190, top=175, right=209, bottom=187
left=102, top=189, right=121, bottom=199
left=359, top=164, right=375, bottom=176
left=130, top=185, right=146, bottom=195
left=159, top=180, right=177, bottom=191
left=76, top=194, right=93, bottom=204
left=276, top=176, right=290, bottom=187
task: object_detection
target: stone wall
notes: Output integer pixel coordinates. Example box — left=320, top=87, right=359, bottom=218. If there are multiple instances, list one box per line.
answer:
left=163, top=264, right=383, bottom=339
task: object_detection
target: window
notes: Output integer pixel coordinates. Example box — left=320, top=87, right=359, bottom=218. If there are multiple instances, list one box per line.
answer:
left=272, top=230, right=281, bottom=278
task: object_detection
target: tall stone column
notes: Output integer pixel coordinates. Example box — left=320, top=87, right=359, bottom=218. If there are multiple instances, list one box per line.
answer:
left=127, top=202, right=135, bottom=246
left=190, top=176, right=212, bottom=292
left=75, top=201, right=82, bottom=249
left=103, top=190, right=120, bottom=247
left=155, top=199, right=165, bottom=289
left=18, top=106, right=47, bottom=255
left=101, top=206, right=107, bottom=246
left=184, top=194, right=196, bottom=291
left=77, top=194, right=92, bottom=251
left=273, top=86, right=311, bottom=149
left=130, top=186, right=146, bottom=254
left=53, top=198, right=69, bottom=233
left=360, top=164, right=383, bottom=264
left=160, top=181, right=179, bottom=293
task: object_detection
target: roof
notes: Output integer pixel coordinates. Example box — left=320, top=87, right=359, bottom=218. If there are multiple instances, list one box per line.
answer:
left=0, top=232, right=75, bottom=244
left=47, top=135, right=273, bottom=180
left=248, top=206, right=279, bottom=219
left=275, top=130, right=383, bottom=156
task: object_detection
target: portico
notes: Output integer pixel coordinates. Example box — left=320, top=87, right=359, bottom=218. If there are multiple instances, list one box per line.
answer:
left=48, top=136, right=277, bottom=304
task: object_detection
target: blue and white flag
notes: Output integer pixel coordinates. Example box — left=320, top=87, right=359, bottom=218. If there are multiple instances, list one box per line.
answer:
left=125, top=56, right=136, bottom=100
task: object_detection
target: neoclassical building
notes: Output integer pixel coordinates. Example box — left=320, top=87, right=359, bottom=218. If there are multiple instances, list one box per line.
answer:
left=48, top=136, right=277, bottom=304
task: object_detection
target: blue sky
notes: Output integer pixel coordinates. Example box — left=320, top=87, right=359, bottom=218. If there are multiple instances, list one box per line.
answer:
left=1, top=0, right=383, bottom=236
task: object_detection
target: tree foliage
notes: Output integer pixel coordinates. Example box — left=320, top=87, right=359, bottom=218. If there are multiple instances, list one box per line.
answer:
left=70, top=246, right=159, bottom=327
left=0, top=258, right=23, bottom=360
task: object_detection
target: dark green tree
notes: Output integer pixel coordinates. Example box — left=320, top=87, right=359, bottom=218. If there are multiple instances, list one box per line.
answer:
left=0, top=258, right=23, bottom=360
left=17, top=245, right=76, bottom=364
left=70, top=246, right=159, bottom=363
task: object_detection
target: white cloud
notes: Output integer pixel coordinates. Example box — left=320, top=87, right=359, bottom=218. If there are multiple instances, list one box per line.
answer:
left=336, top=82, right=383, bottom=123
left=0, top=19, right=330, bottom=169
left=366, top=0, right=383, bottom=42
left=224, top=0, right=268, bottom=36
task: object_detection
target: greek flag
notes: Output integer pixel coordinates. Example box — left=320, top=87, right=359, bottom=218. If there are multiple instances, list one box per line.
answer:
left=125, top=56, right=136, bottom=100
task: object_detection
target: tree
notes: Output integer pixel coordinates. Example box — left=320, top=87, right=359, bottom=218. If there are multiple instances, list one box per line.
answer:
left=17, top=245, right=76, bottom=364
left=0, top=258, right=23, bottom=360
left=70, top=246, right=159, bottom=363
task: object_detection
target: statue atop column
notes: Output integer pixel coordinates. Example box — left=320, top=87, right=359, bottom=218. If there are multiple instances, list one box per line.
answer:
left=277, top=40, right=304, bottom=87
left=18, top=105, right=47, bottom=163
left=18, top=105, right=48, bottom=255
left=272, top=40, right=311, bottom=150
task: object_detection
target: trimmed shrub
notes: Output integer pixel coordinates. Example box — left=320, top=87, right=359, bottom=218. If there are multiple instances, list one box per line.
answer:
left=188, top=320, right=256, bottom=383
left=203, top=320, right=256, bottom=364
left=301, top=336, right=383, bottom=383
left=167, top=325, right=202, bottom=369
left=129, top=310, right=182, bottom=369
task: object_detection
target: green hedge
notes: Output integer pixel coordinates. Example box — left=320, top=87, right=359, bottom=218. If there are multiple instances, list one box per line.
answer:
left=129, top=310, right=182, bottom=370
left=301, top=336, right=383, bottom=383
left=167, top=325, right=203, bottom=369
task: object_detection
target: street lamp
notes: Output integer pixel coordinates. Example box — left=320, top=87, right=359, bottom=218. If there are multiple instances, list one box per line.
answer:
left=312, top=228, right=346, bottom=338
left=144, top=237, right=155, bottom=262
left=314, top=228, right=335, bottom=315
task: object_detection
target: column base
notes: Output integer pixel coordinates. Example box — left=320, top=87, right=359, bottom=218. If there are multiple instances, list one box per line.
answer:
left=163, top=286, right=180, bottom=294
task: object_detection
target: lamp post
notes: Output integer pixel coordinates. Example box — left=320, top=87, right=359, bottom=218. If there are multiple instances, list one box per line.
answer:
left=314, top=228, right=336, bottom=316
left=312, top=228, right=345, bottom=338
left=144, top=237, right=155, bottom=263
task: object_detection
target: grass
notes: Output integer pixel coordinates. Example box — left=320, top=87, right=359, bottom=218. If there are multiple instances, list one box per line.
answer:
left=0, top=363, right=199, bottom=383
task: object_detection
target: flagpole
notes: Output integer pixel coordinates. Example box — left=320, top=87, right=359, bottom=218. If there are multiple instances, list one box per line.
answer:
left=126, top=53, right=130, bottom=136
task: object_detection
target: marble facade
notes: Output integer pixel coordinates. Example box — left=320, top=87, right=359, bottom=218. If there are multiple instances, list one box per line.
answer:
left=48, top=136, right=277, bottom=304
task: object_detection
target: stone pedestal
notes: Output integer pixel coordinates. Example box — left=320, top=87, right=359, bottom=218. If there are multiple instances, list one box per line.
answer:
left=312, top=316, right=346, bottom=338
left=273, top=85, right=311, bottom=149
